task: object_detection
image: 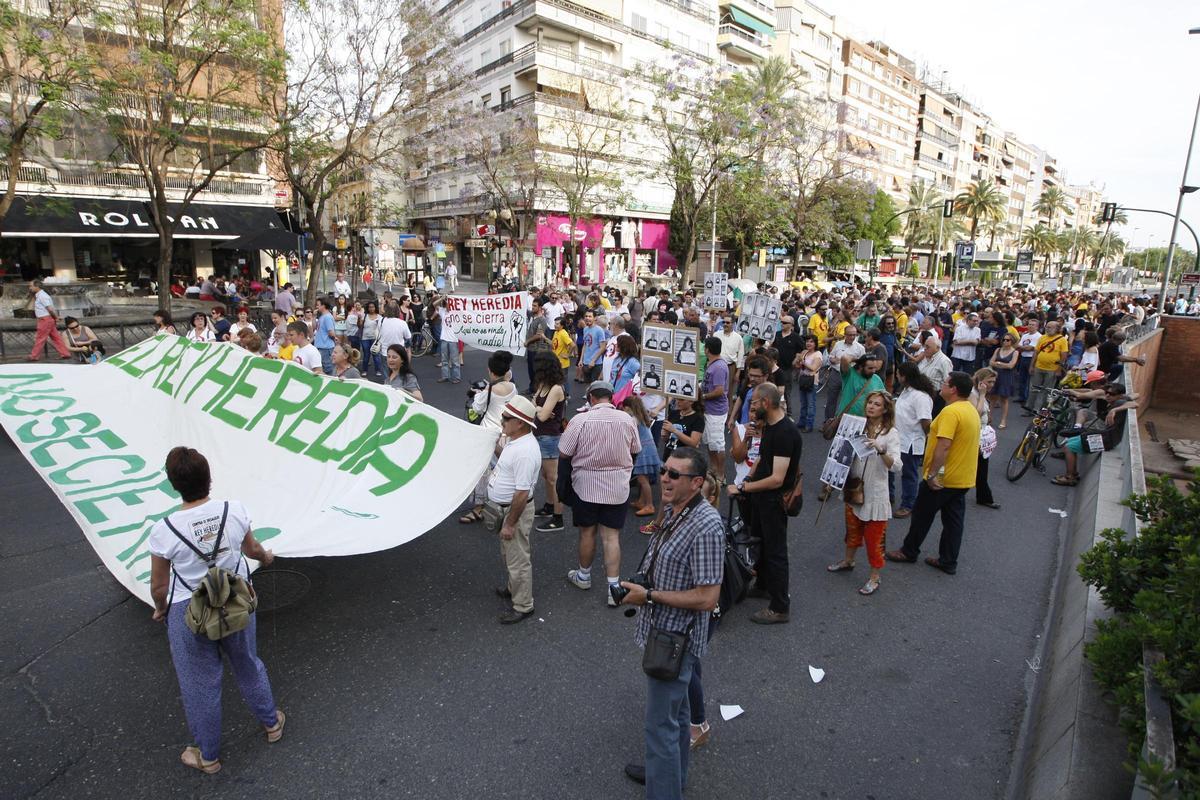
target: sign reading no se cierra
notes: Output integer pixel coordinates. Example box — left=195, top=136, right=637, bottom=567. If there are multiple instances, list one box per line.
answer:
left=441, top=291, right=531, bottom=355
left=0, top=336, right=498, bottom=606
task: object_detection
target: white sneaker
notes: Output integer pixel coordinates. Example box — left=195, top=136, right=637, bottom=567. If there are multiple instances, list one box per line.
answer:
left=606, top=591, right=618, bottom=608
left=566, top=569, right=592, bottom=590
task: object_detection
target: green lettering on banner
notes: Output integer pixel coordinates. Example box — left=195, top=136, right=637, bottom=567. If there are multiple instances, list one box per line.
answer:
left=246, top=367, right=323, bottom=441
left=276, top=378, right=357, bottom=454
left=15, top=412, right=102, bottom=443
left=0, top=372, right=58, bottom=395
left=48, top=454, right=146, bottom=486
left=103, top=335, right=159, bottom=368
left=0, top=392, right=74, bottom=416
left=343, top=410, right=439, bottom=496
left=65, top=472, right=163, bottom=497
left=183, top=347, right=245, bottom=406
left=171, top=341, right=233, bottom=400
left=146, top=336, right=192, bottom=395
left=207, top=357, right=283, bottom=430
left=112, top=336, right=169, bottom=377
left=256, top=527, right=281, bottom=543
left=29, top=428, right=125, bottom=468
left=75, top=476, right=177, bottom=525
left=305, top=384, right=390, bottom=463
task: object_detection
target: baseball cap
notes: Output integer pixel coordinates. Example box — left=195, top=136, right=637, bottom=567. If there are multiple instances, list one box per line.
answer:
left=587, top=380, right=615, bottom=397
left=1084, top=370, right=1106, bottom=384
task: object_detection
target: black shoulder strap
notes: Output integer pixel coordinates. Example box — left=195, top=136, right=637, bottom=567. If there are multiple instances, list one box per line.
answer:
left=164, top=501, right=230, bottom=566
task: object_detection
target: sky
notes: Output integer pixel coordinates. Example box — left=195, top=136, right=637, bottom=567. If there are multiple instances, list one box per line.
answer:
left=818, top=0, right=1199, bottom=252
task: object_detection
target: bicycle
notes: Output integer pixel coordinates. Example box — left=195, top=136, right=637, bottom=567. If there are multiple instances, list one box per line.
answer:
left=1005, top=388, right=1075, bottom=482
left=410, top=323, right=434, bottom=358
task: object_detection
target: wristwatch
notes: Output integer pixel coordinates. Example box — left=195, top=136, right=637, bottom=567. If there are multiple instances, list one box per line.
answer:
left=646, top=589, right=655, bottom=606
left=737, top=482, right=747, bottom=494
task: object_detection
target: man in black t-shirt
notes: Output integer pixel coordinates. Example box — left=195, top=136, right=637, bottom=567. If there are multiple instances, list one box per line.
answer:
left=662, top=397, right=705, bottom=461
left=1097, top=328, right=1145, bottom=381
left=727, top=383, right=801, bottom=625
left=1054, top=383, right=1136, bottom=486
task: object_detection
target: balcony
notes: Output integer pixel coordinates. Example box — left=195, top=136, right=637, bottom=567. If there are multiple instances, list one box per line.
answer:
left=917, top=124, right=958, bottom=149
left=1, top=162, right=271, bottom=199
left=717, top=23, right=770, bottom=61
left=721, top=0, right=776, bottom=28
left=916, top=151, right=955, bottom=171
left=508, top=41, right=625, bottom=86
left=514, top=0, right=624, bottom=46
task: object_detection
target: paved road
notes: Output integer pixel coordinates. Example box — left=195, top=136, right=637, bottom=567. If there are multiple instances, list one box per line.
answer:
left=0, top=347, right=1074, bottom=799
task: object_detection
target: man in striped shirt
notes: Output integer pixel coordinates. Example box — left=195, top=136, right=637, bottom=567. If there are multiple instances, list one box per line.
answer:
left=559, top=380, right=642, bottom=605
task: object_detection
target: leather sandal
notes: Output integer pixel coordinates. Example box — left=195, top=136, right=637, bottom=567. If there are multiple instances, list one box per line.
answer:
left=265, top=709, right=286, bottom=743
left=826, top=560, right=855, bottom=572
left=858, top=577, right=881, bottom=595
left=180, top=746, right=221, bottom=774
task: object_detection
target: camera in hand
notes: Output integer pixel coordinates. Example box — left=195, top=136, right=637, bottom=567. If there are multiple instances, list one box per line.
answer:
left=609, top=572, right=651, bottom=612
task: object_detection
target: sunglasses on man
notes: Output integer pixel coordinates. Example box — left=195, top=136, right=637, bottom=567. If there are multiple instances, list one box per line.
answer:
left=660, top=466, right=701, bottom=480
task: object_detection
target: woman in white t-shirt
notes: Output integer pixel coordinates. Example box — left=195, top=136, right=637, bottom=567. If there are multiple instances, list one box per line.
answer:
left=147, top=447, right=283, bottom=774
left=228, top=307, right=257, bottom=339
left=266, top=310, right=288, bottom=357
left=185, top=312, right=216, bottom=343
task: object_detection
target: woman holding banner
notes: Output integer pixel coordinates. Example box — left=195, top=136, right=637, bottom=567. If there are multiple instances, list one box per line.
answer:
left=460, top=351, right=517, bottom=524
left=147, top=447, right=284, bottom=774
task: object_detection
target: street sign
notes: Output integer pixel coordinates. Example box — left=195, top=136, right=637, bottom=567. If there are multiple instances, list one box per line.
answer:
left=1181, top=272, right=1200, bottom=286
left=854, top=238, right=874, bottom=260
left=476, top=224, right=496, bottom=237
left=1016, top=249, right=1034, bottom=268
left=335, top=237, right=349, bottom=250
left=955, top=241, right=976, bottom=268
left=1015, top=271, right=1034, bottom=284
left=465, top=238, right=487, bottom=248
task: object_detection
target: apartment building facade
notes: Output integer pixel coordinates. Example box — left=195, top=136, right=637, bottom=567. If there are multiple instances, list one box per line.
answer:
left=406, top=0, right=720, bottom=284
left=1, top=0, right=288, bottom=287
left=771, top=0, right=843, bottom=103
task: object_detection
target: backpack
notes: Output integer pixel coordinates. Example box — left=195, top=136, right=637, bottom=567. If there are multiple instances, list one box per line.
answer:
left=164, top=502, right=258, bottom=641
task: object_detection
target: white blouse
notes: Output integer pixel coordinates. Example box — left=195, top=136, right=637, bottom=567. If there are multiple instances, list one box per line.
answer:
left=848, top=426, right=902, bottom=522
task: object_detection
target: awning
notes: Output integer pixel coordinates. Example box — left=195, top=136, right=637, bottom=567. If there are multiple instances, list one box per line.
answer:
left=213, top=226, right=299, bottom=252
left=727, top=7, right=774, bottom=37
left=1, top=197, right=286, bottom=240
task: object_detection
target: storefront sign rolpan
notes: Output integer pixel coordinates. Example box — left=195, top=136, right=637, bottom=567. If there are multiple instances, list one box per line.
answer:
left=2, top=197, right=287, bottom=239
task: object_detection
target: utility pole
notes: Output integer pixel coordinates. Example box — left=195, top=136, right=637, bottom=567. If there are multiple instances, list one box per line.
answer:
left=1159, top=31, right=1200, bottom=314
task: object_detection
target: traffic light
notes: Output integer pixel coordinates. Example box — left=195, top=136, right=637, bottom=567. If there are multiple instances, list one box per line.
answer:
left=942, top=199, right=954, bottom=218
left=1101, top=202, right=1118, bottom=224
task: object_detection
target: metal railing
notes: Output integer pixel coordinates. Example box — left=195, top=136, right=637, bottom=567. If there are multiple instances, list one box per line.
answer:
left=918, top=125, right=958, bottom=149
left=2, top=164, right=272, bottom=197
left=0, top=317, right=159, bottom=360
left=717, top=23, right=769, bottom=49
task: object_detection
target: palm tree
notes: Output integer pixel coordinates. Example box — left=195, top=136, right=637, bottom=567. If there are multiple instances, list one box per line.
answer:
left=902, top=180, right=941, bottom=274
left=1021, top=223, right=1058, bottom=277
left=1034, top=187, right=1069, bottom=229
left=1092, top=207, right=1129, bottom=227
left=1090, top=232, right=1126, bottom=273
left=981, top=217, right=1013, bottom=252
left=1065, top=227, right=1097, bottom=264
left=954, top=179, right=1006, bottom=241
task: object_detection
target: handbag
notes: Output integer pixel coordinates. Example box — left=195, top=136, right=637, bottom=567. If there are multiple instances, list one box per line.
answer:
left=842, top=476, right=865, bottom=505
left=794, top=372, right=815, bottom=391
left=642, top=624, right=692, bottom=681
left=481, top=500, right=506, bottom=533
left=370, top=337, right=383, bottom=355
left=717, top=507, right=754, bottom=614
left=821, top=379, right=872, bottom=441
left=782, top=464, right=804, bottom=517
left=979, top=424, right=998, bottom=459
left=556, top=455, right=577, bottom=507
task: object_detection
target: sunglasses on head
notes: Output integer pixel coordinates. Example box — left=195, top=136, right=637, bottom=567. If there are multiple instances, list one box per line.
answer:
left=660, top=466, right=700, bottom=480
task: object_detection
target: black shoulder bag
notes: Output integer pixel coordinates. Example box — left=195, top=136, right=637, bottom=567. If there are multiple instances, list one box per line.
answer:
left=641, top=500, right=700, bottom=681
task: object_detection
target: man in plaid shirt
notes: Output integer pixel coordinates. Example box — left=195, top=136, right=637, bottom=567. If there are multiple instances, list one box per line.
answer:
left=617, top=447, right=724, bottom=800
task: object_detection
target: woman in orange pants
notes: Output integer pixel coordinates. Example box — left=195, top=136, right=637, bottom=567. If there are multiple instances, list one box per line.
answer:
left=827, top=391, right=902, bottom=595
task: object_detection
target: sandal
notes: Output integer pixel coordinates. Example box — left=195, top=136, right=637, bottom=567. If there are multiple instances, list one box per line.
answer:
left=639, top=522, right=659, bottom=535
left=265, top=709, right=286, bottom=743
left=180, top=746, right=221, bottom=774
left=826, top=560, right=855, bottom=572
left=1052, top=475, right=1079, bottom=486
left=635, top=506, right=657, bottom=517
left=459, top=508, right=484, bottom=524
left=858, top=578, right=881, bottom=596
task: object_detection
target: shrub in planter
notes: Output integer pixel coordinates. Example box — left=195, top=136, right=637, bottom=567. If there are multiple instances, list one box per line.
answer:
left=1078, top=471, right=1200, bottom=796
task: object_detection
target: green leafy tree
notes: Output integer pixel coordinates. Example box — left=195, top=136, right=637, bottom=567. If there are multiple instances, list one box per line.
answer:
left=953, top=179, right=1006, bottom=240
left=0, top=0, right=93, bottom=234
left=1092, top=207, right=1129, bottom=227
left=820, top=184, right=897, bottom=267
left=88, top=0, right=285, bottom=308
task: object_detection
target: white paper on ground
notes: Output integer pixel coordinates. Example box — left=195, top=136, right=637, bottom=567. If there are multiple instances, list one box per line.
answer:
left=1048, top=507, right=1069, bottom=518
left=719, top=704, right=744, bottom=721
left=809, top=665, right=826, bottom=684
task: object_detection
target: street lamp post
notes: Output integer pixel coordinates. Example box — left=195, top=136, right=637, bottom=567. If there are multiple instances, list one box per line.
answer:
left=1158, top=28, right=1200, bottom=315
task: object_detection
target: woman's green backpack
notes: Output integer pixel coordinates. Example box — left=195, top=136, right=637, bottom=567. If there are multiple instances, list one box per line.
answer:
left=165, top=502, right=258, bottom=640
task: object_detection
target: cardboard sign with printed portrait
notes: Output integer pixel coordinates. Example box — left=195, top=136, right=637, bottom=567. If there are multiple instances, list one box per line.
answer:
left=640, top=323, right=700, bottom=400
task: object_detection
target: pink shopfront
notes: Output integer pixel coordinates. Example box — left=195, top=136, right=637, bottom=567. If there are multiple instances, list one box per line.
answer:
left=535, top=214, right=677, bottom=284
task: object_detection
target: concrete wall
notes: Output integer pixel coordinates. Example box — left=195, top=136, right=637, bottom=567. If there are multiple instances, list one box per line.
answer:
left=1152, top=316, right=1200, bottom=412
left=1011, top=424, right=1137, bottom=800
left=1124, top=328, right=1163, bottom=416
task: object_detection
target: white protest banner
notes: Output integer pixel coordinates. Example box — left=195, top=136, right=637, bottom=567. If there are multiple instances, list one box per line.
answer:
left=442, top=291, right=532, bottom=354
left=0, top=336, right=499, bottom=606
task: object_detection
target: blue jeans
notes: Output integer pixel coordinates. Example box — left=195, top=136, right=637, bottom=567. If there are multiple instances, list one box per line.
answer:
left=360, top=339, right=383, bottom=377
left=797, top=387, right=817, bottom=429
left=318, top=346, right=333, bottom=375
left=1017, top=358, right=1033, bottom=403
left=951, top=356, right=975, bottom=374
left=645, top=651, right=696, bottom=800
left=439, top=339, right=461, bottom=381
left=900, top=450, right=922, bottom=511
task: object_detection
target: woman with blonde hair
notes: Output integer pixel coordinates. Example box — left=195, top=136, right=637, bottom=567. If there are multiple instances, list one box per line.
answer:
left=971, top=367, right=1000, bottom=510
left=330, top=338, right=362, bottom=380
left=827, top=390, right=901, bottom=596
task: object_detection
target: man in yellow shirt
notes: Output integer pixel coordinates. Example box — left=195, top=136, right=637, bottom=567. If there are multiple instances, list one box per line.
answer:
left=807, top=302, right=831, bottom=349
left=886, top=371, right=980, bottom=575
left=550, top=316, right=576, bottom=369
left=1027, top=320, right=1068, bottom=412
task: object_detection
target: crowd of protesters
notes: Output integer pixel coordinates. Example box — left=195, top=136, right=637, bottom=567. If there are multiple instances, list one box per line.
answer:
left=101, top=271, right=1158, bottom=797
